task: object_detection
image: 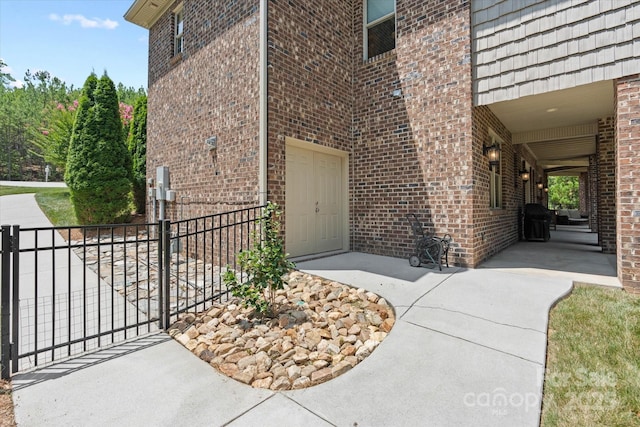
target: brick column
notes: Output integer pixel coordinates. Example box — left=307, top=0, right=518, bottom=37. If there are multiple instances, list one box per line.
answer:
left=597, top=117, right=616, bottom=254
left=579, top=172, right=588, bottom=215
left=588, top=155, right=598, bottom=232
left=616, top=75, right=640, bottom=293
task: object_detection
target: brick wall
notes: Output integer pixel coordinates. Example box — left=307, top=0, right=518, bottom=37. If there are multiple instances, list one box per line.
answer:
left=516, top=144, right=543, bottom=238
left=350, top=0, right=518, bottom=267
left=144, top=0, right=524, bottom=268
left=266, top=0, right=354, bottom=213
left=579, top=172, right=588, bottom=214
left=588, top=154, right=598, bottom=231
left=597, top=117, right=616, bottom=253
left=262, top=0, right=522, bottom=268
left=472, top=106, right=519, bottom=260
left=146, top=0, right=261, bottom=221
left=616, top=75, right=640, bottom=293
left=351, top=48, right=421, bottom=260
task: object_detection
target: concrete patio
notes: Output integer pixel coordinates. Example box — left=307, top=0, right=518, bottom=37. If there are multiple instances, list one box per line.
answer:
left=5, top=191, right=618, bottom=426
left=11, top=248, right=589, bottom=426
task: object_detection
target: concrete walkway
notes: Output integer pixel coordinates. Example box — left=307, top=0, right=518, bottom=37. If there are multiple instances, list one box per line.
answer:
left=10, top=255, right=571, bottom=426
left=3, top=189, right=613, bottom=426
left=1, top=193, right=150, bottom=372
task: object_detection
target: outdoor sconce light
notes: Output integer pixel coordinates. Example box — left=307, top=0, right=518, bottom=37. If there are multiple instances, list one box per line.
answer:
left=544, top=186, right=549, bottom=193
left=537, top=182, right=544, bottom=190
left=483, top=143, right=501, bottom=167
left=205, top=136, right=217, bottom=151
left=520, top=170, right=530, bottom=182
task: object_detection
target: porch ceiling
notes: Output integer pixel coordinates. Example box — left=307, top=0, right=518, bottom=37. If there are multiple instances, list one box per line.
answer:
left=487, top=81, right=614, bottom=176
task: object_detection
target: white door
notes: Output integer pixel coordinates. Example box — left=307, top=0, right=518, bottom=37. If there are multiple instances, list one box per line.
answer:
left=286, top=145, right=343, bottom=256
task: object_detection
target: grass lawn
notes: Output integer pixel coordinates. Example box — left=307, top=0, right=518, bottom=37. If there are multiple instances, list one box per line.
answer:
left=542, top=285, right=640, bottom=426
left=0, top=186, right=78, bottom=226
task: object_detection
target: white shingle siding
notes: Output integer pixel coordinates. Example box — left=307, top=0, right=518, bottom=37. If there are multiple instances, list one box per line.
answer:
left=630, top=2, right=640, bottom=20
left=473, top=0, right=640, bottom=105
left=592, top=65, right=604, bottom=82
left=623, top=58, right=637, bottom=76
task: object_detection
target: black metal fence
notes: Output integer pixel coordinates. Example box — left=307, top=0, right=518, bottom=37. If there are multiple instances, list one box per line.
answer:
left=1, top=205, right=264, bottom=379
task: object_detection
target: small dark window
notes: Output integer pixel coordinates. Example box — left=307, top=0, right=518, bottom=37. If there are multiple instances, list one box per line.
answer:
left=365, top=0, right=395, bottom=59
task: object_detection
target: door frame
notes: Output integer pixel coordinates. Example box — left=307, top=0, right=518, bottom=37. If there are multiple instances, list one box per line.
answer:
left=285, top=136, right=350, bottom=256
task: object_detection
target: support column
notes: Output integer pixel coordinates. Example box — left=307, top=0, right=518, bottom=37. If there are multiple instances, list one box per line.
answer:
left=597, top=117, right=616, bottom=254
left=579, top=172, right=588, bottom=215
left=616, top=75, right=640, bottom=293
left=588, top=154, right=598, bottom=232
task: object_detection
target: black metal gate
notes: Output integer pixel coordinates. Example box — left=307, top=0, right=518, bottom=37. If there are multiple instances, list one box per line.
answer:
left=1, top=206, right=263, bottom=379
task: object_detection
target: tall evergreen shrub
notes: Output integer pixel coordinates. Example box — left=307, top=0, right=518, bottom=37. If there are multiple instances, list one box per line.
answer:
left=128, top=95, right=147, bottom=214
left=65, top=73, right=132, bottom=224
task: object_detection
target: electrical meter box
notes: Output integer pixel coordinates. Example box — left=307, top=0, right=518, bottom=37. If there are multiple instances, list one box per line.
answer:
left=156, top=166, right=170, bottom=200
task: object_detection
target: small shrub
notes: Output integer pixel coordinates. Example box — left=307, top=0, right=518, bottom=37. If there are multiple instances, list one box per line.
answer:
left=223, top=202, right=295, bottom=316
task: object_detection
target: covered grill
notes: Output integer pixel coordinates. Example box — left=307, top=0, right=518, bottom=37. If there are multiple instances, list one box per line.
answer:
left=523, top=203, right=551, bottom=241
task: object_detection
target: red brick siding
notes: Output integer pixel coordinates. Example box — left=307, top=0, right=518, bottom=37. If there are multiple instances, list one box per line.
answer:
left=516, top=145, right=544, bottom=238
left=144, top=0, right=527, bottom=269
left=519, top=147, right=541, bottom=207
left=579, top=172, right=588, bottom=215
left=352, top=51, right=415, bottom=258
left=588, top=154, right=598, bottom=231
left=146, top=0, right=261, bottom=221
left=266, top=0, right=354, bottom=215
left=472, top=106, right=519, bottom=262
left=147, top=3, right=174, bottom=88
left=597, top=117, right=616, bottom=254
left=616, top=75, right=640, bottom=293
left=352, top=0, right=503, bottom=267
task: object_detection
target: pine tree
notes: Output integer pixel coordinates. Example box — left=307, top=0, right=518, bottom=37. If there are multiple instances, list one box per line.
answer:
left=65, top=73, right=132, bottom=224
left=128, top=95, right=147, bottom=214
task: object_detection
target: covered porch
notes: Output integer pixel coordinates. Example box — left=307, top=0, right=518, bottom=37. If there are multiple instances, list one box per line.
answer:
left=479, top=225, right=620, bottom=289
left=483, top=78, right=637, bottom=292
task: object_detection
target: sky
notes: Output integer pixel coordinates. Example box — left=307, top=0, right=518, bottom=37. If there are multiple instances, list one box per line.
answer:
left=0, top=0, right=149, bottom=90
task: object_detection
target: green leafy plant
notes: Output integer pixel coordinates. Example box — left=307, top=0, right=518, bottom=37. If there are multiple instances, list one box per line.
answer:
left=548, top=176, right=579, bottom=209
left=1, top=61, right=145, bottom=182
left=223, top=202, right=295, bottom=316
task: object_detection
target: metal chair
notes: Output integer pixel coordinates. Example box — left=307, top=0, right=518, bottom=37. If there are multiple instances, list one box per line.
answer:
left=406, top=213, right=451, bottom=270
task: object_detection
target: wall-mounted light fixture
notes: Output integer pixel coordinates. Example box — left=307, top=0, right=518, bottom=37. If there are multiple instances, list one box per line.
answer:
left=483, top=143, right=501, bottom=167
left=520, top=170, right=530, bottom=182
left=537, top=182, right=544, bottom=190
left=205, top=136, right=217, bottom=151
left=544, top=186, right=549, bottom=193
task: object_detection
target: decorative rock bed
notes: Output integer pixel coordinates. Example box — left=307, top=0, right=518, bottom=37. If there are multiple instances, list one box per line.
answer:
left=168, top=270, right=395, bottom=390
